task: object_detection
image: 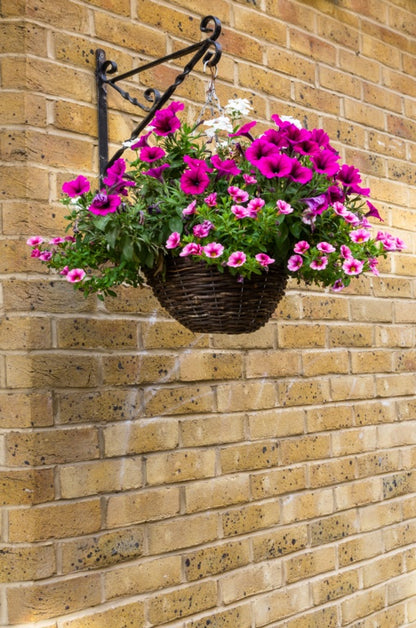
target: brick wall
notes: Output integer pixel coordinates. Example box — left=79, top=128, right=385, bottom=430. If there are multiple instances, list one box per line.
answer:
left=1, top=0, right=416, bottom=625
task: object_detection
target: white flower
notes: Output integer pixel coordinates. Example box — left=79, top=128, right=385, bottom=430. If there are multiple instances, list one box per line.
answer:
left=203, top=115, right=233, bottom=135
left=224, top=98, right=252, bottom=118
left=280, top=115, right=302, bottom=128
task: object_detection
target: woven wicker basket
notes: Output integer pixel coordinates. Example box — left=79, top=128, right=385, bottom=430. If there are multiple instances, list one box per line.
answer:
left=144, top=255, right=288, bottom=334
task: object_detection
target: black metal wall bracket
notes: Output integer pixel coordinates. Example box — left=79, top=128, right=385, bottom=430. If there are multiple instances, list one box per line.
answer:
left=95, top=15, right=222, bottom=179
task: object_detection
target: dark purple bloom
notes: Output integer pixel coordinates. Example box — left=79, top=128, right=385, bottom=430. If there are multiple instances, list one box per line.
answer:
left=150, top=102, right=184, bottom=136
left=312, top=150, right=340, bottom=176
left=62, top=175, right=90, bottom=197
left=180, top=167, right=210, bottom=195
left=139, top=146, right=166, bottom=163
left=326, top=185, right=345, bottom=204
left=287, top=158, right=313, bottom=184
left=336, top=164, right=370, bottom=195
left=245, top=139, right=278, bottom=166
left=310, top=128, right=331, bottom=149
left=301, top=194, right=329, bottom=216
left=257, top=153, right=293, bottom=179
left=183, top=155, right=212, bottom=172
left=285, top=126, right=310, bottom=146
left=292, top=138, right=319, bottom=157
left=262, top=128, right=289, bottom=150
left=88, top=192, right=121, bottom=216
left=211, top=154, right=241, bottom=178
left=143, top=163, right=170, bottom=181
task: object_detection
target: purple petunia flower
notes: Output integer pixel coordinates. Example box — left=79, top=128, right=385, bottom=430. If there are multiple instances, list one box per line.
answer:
left=312, top=150, right=340, bottom=177
left=287, top=158, right=313, bottom=184
left=150, top=102, right=184, bottom=136
left=245, top=139, right=278, bottom=166
left=203, top=242, right=224, bottom=258
left=88, top=192, right=121, bottom=216
left=257, top=154, right=293, bottom=179
left=130, top=130, right=152, bottom=150
left=287, top=254, right=303, bottom=271
left=166, top=232, right=181, bottom=249
left=342, top=257, right=364, bottom=275
left=229, top=120, right=257, bottom=139
left=180, top=167, right=210, bottom=195
left=143, top=164, right=170, bottom=181
left=62, top=175, right=90, bottom=197
left=255, top=253, right=275, bottom=266
left=211, top=154, right=241, bottom=178
left=139, top=146, right=166, bottom=163
left=337, top=164, right=370, bottom=195
left=302, top=195, right=328, bottom=216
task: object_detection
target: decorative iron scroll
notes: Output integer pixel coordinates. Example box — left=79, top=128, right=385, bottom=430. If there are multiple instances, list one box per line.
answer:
left=95, top=15, right=222, bottom=178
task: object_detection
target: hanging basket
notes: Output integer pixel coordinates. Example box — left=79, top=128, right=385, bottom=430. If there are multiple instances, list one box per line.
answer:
left=144, top=255, right=288, bottom=334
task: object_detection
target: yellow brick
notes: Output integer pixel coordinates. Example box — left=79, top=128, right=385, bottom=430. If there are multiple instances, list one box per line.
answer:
left=2, top=278, right=96, bottom=313
left=185, top=475, right=250, bottom=513
left=181, top=414, right=245, bottom=447
left=57, top=388, right=140, bottom=425
left=146, top=449, right=216, bottom=485
left=0, top=92, right=46, bottom=126
left=220, top=441, right=279, bottom=474
left=339, top=530, right=384, bottom=567
left=239, top=63, right=291, bottom=99
left=0, top=468, right=54, bottom=505
left=284, top=546, right=336, bottom=584
left=277, top=378, right=330, bottom=407
left=286, top=606, right=339, bottom=628
left=56, top=317, right=138, bottom=349
left=179, top=351, right=243, bottom=381
left=104, top=555, right=181, bottom=599
left=383, top=521, right=416, bottom=552
left=216, top=381, right=278, bottom=412
left=376, top=373, right=416, bottom=398
left=102, top=353, right=178, bottom=385
left=0, top=543, right=56, bottom=582
left=184, top=604, right=253, bottom=628
left=246, top=350, right=300, bottom=378
left=280, top=489, right=334, bottom=524
left=59, top=600, right=146, bottom=628
left=332, top=427, right=377, bottom=456
left=309, top=457, right=356, bottom=489
left=143, top=384, right=214, bottom=416
left=141, top=320, right=209, bottom=349
left=302, top=349, right=349, bottom=376
left=309, top=510, right=359, bottom=547
left=60, top=527, right=144, bottom=574
left=306, top=404, right=353, bottom=432
left=329, top=324, right=373, bottom=347
left=103, top=418, right=179, bottom=456
left=279, top=434, right=331, bottom=464
left=184, top=539, right=250, bottom=580
left=94, top=10, right=166, bottom=57
left=220, top=559, right=282, bottom=604
left=330, top=374, right=375, bottom=402
left=362, top=552, right=404, bottom=588
left=253, top=582, right=310, bottom=625
left=359, top=501, right=401, bottom=534
left=147, top=581, right=217, bottom=624
left=0, top=392, right=53, bottom=428
left=6, top=354, right=99, bottom=389
left=335, top=477, right=382, bottom=511
left=251, top=466, right=307, bottom=500
left=277, top=323, right=326, bottom=348
left=106, top=487, right=180, bottom=528
left=268, top=47, right=315, bottom=83
left=354, top=399, right=396, bottom=425
left=222, top=501, right=280, bottom=537
left=341, top=586, right=385, bottom=624
left=289, top=27, right=336, bottom=64
left=0, top=315, right=51, bottom=350
left=7, top=574, right=101, bottom=624
left=8, top=499, right=102, bottom=542
left=312, top=569, right=360, bottom=605
left=5, top=427, right=99, bottom=466
left=148, top=513, right=218, bottom=554
left=59, top=457, right=143, bottom=498
left=249, top=408, right=305, bottom=439
left=0, top=164, right=49, bottom=200
left=233, top=5, right=287, bottom=43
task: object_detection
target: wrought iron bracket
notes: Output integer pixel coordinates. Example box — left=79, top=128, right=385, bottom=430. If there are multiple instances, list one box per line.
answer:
left=96, top=15, right=222, bottom=179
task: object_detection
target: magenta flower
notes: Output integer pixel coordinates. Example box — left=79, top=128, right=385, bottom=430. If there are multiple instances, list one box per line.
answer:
left=103, top=158, right=126, bottom=185
left=302, top=195, right=328, bottom=216
left=231, top=205, right=250, bottom=219
left=256, top=253, right=275, bottom=266
left=287, top=158, right=313, bottom=184
left=180, top=167, right=210, bottom=195
left=310, top=256, right=328, bottom=270
left=211, top=154, right=241, bottom=178
left=311, top=150, right=340, bottom=177
left=130, top=130, right=152, bottom=150
left=204, top=192, right=217, bottom=207
left=228, top=186, right=249, bottom=204
left=293, top=241, right=310, bottom=254
left=203, top=242, right=224, bottom=258
left=343, top=211, right=360, bottom=226
left=262, top=128, right=289, bottom=150
left=62, top=175, right=90, bottom=197
left=257, top=154, right=293, bottom=179
left=247, top=198, right=265, bottom=217
left=180, top=242, right=203, bottom=257
left=66, top=268, right=86, bottom=283
left=182, top=200, right=197, bottom=216
left=39, top=251, right=53, bottom=261
left=337, top=164, right=370, bottom=195
left=31, top=248, right=41, bottom=258
left=49, top=237, right=65, bottom=245
left=139, top=146, right=166, bottom=162
left=333, top=201, right=348, bottom=217
left=65, top=236, right=76, bottom=242
left=331, top=279, right=345, bottom=292
left=310, top=128, right=330, bottom=149
left=89, top=192, right=121, bottom=216
left=292, top=138, right=319, bottom=157
left=245, top=139, right=278, bottom=166
left=193, top=221, right=214, bottom=238
left=365, top=201, right=383, bottom=221
left=143, top=164, right=170, bottom=181
left=27, top=236, right=44, bottom=246
left=340, top=245, right=352, bottom=259
left=350, top=229, right=371, bottom=243
left=150, top=102, right=184, bottom=136
left=342, top=258, right=364, bottom=275
left=229, top=120, right=257, bottom=139
left=60, top=266, right=69, bottom=276
left=287, top=254, right=303, bottom=271
left=166, top=232, right=181, bottom=249
left=317, top=242, right=336, bottom=253
left=227, top=251, right=246, bottom=267
left=276, top=200, right=293, bottom=215
left=369, top=258, right=379, bottom=275
left=184, top=155, right=212, bottom=172
left=243, top=173, right=257, bottom=184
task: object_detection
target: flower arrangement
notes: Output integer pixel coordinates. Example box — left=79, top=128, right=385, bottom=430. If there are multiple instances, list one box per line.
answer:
left=28, top=98, right=404, bottom=300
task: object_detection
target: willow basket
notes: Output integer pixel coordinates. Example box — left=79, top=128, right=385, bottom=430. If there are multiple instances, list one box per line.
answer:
left=144, top=255, right=288, bottom=334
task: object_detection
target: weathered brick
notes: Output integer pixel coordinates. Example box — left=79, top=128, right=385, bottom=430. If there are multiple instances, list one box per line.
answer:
left=181, top=414, right=245, bottom=447
left=220, top=440, right=279, bottom=473
left=0, top=543, right=56, bottom=582
left=216, top=381, right=278, bottom=412
left=249, top=408, right=305, bottom=439
left=59, top=600, right=146, bottom=628
left=0, top=315, right=51, bottom=350
left=0, top=392, right=53, bottom=428
left=341, top=586, right=385, bottom=624
left=246, top=350, right=300, bottom=378
left=312, top=569, right=360, bottom=605
left=60, top=526, right=144, bottom=574
left=103, top=418, right=179, bottom=456
left=57, top=389, right=140, bottom=424
left=146, top=448, right=216, bottom=485
left=362, top=552, right=404, bottom=587
left=6, top=354, right=99, bottom=389
left=0, top=468, right=54, bottom=505
left=184, top=539, right=250, bottom=580
left=309, top=457, right=356, bottom=489
left=106, top=487, right=180, bottom=528
left=184, top=604, right=253, bottom=628
left=332, top=426, right=377, bottom=456
left=222, top=501, right=281, bottom=537
left=253, top=581, right=310, bottom=625
left=335, top=477, right=382, bottom=511
left=179, top=351, right=243, bottom=380
left=277, top=378, right=330, bottom=407
left=148, top=513, right=218, bottom=554
left=339, top=529, right=384, bottom=566
left=285, top=546, right=336, bottom=583
left=309, top=510, right=359, bottom=546
left=251, top=466, right=307, bottom=500
left=185, top=475, right=250, bottom=513
left=56, top=317, right=138, bottom=349
left=143, top=384, right=214, bottom=416
left=102, top=353, right=178, bottom=385
left=59, top=457, right=143, bottom=498
left=277, top=323, right=327, bottom=348
left=147, top=581, right=218, bottom=624
left=280, top=489, right=334, bottom=524
left=279, top=434, right=331, bottom=464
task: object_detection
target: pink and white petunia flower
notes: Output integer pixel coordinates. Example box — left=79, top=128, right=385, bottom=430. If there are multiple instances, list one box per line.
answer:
left=255, top=253, right=275, bottom=266
left=293, top=241, right=310, bottom=254
left=342, top=257, right=364, bottom=275
left=66, top=268, right=86, bottom=283
left=203, top=242, right=224, bottom=258
left=26, top=236, right=44, bottom=247
left=317, top=242, right=336, bottom=253
left=166, top=232, right=181, bottom=249
left=310, top=256, right=328, bottom=270
left=227, top=251, right=247, bottom=267
left=287, top=254, right=303, bottom=271
left=349, top=229, right=371, bottom=243
left=276, top=199, right=294, bottom=214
